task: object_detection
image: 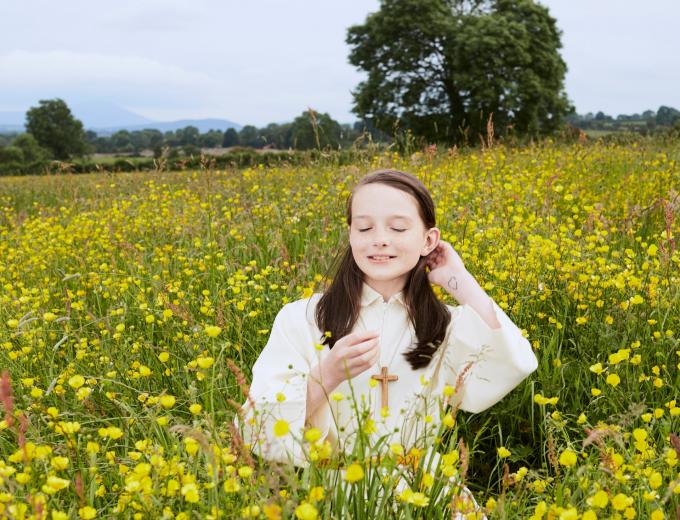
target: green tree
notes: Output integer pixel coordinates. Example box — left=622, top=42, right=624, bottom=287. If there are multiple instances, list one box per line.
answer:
left=178, top=126, right=200, bottom=146
left=655, top=106, right=680, bottom=127
left=111, top=130, right=133, bottom=153
left=289, top=109, right=343, bottom=149
left=0, top=146, right=24, bottom=175
left=346, top=0, right=572, bottom=144
left=25, top=98, right=87, bottom=159
left=198, top=130, right=224, bottom=148
left=239, top=125, right=263, bottom=148
left=13, top=134, right=50, bottom=172
left=222, top=128, right=240, bottom=147
left=0, top=134, right=50, bottom=175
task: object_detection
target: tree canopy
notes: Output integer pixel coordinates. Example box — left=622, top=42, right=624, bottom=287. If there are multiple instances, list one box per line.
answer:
left=346, top=0, right=572, bottom=144
left=289, top=110, right=344, bottom=149
left=25, top=98, right=87, bottom=160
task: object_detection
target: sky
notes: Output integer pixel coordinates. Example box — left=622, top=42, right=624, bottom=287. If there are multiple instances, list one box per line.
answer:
left=1, top=0, right=678, bottom=127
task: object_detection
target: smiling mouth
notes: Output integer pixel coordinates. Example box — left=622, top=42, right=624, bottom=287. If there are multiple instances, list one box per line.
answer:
left=368, top=255, right=396, bottom=260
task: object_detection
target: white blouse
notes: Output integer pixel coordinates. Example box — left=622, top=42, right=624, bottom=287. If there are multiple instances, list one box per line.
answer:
left=236, top=282, right=538, bottom=467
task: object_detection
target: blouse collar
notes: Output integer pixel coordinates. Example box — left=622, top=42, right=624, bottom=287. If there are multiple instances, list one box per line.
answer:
left=360, top=281, right=406, bottom=307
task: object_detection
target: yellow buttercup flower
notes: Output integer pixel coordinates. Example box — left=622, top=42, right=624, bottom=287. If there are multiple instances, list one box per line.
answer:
left=68, top=375, right=85, bottom=389
left=611, top=493, right=633, bottom=511
left=78, top=507, right=97, bottom=520
left=223, top=478, right=240, bottom=493
left=273, top=419, right=289, bottom=437
left=294, top=502, right=318, bottom=520
left=344, top=463, right=364, bottom=483
left=181, top=482, right=200, bottom=503
left=390, top=443, right=404, bottom=456
left=197, top=356, right=214, bottom=369
left=308, top=486, right=325, bottom=502
left=51, top=456, right=69, bottom=470
left=589, top=490, right=608, bottom=508
left=304, top=427, right=321, bottom=443
left=205, top=325, right=222, bottom=337
left=589, top=362, right=604, bottom=375
left=534, top=394, right=559, bottom=406
left=330, top=392, right=344, bottom=401
left=606, top=373, right=621, bottom=387
left=559, top=448, right=578, bottom=467
left=159, top=395, right=176, bottom=408
left=237, top=466, right=254, bottom=479
left=497, top=446, right=511, bottom=458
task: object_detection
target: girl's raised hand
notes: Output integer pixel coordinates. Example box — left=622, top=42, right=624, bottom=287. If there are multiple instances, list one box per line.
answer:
left=320, top=330, right=381, bottom=387
left=425, top=240, right=466, bottom=289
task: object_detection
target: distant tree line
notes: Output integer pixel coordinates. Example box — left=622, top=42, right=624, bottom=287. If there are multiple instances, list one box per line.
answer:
left=2, top=94, right=680, bottom=176
left=0, top=99, right=389, bottom=175
left=566, top=106, right=680, bottom=134
left=84, top=111, right=388, bottom=157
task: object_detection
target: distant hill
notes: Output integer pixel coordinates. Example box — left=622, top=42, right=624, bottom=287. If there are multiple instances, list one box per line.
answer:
left=0, top=100, right=241, bottom=136
left=72, top=100, right=153, bottom=128
left=91, top=119, right=242, bottom=136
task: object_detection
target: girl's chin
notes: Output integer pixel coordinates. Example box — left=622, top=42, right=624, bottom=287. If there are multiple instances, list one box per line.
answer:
left=362, top=265, right=410, bottom=278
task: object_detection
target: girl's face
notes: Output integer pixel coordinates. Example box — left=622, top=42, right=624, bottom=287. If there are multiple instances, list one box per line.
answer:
left=349, top=183, right=440, bottom=296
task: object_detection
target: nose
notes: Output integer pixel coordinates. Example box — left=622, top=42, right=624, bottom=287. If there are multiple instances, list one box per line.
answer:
left=373, top=234, right=390, bottom=247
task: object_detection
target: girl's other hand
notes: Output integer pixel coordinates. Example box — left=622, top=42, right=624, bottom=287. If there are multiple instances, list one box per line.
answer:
left=425, top=240, right=466, bottom=288
left=321, top=330, right=381, bottom=387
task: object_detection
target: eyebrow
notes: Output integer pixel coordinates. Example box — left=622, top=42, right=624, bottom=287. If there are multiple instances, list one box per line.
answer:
left=354, top=215, right=413, bottom=221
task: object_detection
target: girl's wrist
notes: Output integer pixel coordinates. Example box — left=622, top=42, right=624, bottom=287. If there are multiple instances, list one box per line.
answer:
left=316, top=359, right=342, bottom=392
left=447, top=263, right=468, bottom=276
left=441, top=267, right=468, bottom=293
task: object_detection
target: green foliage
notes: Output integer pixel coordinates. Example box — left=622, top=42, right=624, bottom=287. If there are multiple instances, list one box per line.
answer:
left=289, top=109, right=344, bottom=150
left=25, top=98, right=87, bottom=160
left=12, top=133, right=50, bottom=172
left=222, top=128, right=240, bottom=147
left=567, top=105, right=680, bottom=137
left=239, top=125, right=264, bottom=148
left=47, top=114, right=370, bottom=159
left=655, top=105, right=680, bottom=127
left=0, top=134, right=50, bottom=176
left=0, top=146, right=24, bottom=176
left=346, top=0, right=572, bottom=144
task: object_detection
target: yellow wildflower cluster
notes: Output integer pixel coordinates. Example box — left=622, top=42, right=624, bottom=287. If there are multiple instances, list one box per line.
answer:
left=0, top=143, right=678, bottom=516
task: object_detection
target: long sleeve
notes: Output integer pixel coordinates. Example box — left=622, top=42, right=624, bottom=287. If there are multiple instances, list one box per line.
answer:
left=440, top=298, right=538, bottom=414
left=234, top=300, right=333, bottom=467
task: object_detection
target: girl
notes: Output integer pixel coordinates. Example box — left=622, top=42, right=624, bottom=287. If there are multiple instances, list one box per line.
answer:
left=236, top=169, right=538, bottom=511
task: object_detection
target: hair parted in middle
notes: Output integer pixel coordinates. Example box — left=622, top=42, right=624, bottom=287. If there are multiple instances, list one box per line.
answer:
left=313, top=169, right=452, bottom=370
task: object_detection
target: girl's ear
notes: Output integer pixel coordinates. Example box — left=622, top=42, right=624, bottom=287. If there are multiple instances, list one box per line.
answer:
left=422, top=227, right=441, bottom=256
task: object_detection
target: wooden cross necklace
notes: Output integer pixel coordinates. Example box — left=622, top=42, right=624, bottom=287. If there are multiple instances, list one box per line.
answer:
left=360, top=301, right=411, bottom=410
left=372, top=367, right=399, bottom=409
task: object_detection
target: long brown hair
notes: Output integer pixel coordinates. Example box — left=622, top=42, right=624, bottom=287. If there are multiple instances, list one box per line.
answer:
left=314, top=169, right=451, bottom=370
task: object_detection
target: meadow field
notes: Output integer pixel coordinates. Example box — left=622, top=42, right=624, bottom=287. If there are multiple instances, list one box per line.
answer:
left=0, top=141, right=678, bottom=519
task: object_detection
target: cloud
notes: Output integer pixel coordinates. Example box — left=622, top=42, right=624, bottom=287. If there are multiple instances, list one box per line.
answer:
left=0, top=49, right=227, bottom=111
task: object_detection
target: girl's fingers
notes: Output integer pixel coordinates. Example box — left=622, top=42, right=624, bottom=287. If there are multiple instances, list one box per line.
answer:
left=351, top=347, right=381, bottom=368
left=344, top=330, right=380, bottom=346
left=345, top=337, right=379, bottom=357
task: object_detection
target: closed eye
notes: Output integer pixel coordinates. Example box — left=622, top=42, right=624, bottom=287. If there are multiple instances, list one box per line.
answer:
left=358, top=228, right=407, bottom=232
